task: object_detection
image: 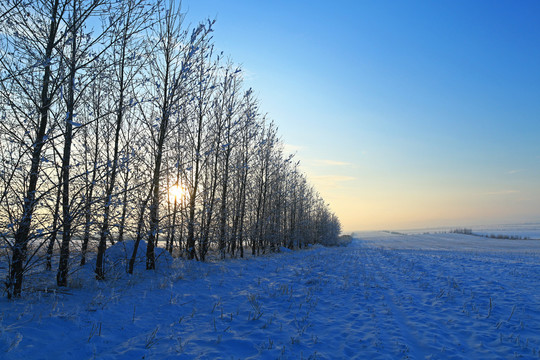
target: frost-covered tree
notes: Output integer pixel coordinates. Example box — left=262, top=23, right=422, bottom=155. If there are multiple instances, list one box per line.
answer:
left=95, top=0, right=156, bottom=280
left=182, top=22, right=217, bottom=261
left=1, top=0, right=70, bottom=298
left=1, top=0, right=341, bottom=297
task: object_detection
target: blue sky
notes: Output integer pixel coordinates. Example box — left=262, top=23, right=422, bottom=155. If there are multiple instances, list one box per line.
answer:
left=183, top=1, right=540, bottom=232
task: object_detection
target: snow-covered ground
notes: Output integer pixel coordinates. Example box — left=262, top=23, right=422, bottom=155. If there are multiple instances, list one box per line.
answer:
left=2, top=232, right=540, bottom=359
left=359, top=231, right=540, bottom=252
left=394, top=223, right=540, bottom=240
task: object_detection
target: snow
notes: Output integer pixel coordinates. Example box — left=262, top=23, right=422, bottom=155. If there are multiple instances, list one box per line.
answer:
left=2, top=231, right=540, bottom=359
left=393, top=223, right=540, bottom=240
left=357, top=231, right=540, bottom=252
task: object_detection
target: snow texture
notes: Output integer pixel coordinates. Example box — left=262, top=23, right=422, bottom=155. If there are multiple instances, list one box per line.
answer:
left=1, top=231, right=540, bottom=359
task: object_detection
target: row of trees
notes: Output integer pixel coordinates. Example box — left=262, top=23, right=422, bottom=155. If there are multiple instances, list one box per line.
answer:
left=0, top=0, right=341, bottom=298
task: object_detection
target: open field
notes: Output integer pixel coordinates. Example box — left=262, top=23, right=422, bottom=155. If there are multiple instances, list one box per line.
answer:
left=2, top=231, right=540, bottom=359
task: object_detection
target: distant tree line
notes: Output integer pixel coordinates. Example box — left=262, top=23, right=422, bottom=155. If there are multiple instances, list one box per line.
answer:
left=450, top=228, right=473, bottom=235
left=0, top=0, right=341, bottom=298
left=449, top=229, right=530, bottom=240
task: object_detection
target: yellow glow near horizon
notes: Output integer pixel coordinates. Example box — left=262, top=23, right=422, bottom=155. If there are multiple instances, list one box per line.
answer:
left=304, top=163, right=540, bottom=233
left=169, top=184, right=187, bottom=202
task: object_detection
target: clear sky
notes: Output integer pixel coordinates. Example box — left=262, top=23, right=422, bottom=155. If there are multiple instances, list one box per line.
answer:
left=182, top=0, right=540, bottom=232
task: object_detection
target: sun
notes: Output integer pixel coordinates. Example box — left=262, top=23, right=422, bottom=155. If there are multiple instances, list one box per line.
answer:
left=169, top=184, right=187, bottom=202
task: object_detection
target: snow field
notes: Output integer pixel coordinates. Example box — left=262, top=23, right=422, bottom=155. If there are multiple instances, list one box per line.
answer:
left=1, top=233, right=540, bottom=359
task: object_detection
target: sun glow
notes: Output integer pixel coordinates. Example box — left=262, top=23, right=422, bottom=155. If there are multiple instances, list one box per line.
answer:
left=169, top=184, right=187, bottom=202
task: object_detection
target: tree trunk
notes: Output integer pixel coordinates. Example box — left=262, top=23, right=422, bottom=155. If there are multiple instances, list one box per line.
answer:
left=57, top=0, right=78, bottom=287
left=95, top=17, right=129, bottom=279
left=146, top=52, right=171, bottom=270
left=218, top=147, right=231, bottom=259
left=81, top=110, right=100, bottom=265
left=46, top=173, right=62, bottom=270
left=128, top=185, right=152, bottom=274
left=8, top=0, right=60, bottom=298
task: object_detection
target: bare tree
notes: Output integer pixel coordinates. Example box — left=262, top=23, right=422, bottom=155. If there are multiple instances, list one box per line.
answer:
left=57, top=0, right=128, bottom=286
left=79, top=78, right=104, bottom=266
left=183, top=21, right=216, bottom=260
left=1, top=0, right=342, bottom=296
left=145, top=2, right=187, bottom=269
left=95, top=0, right=155, bottom=280
left=1, top=0, right=68, bottom=298
left=229, top=89, right=259, bottom=257
left=214, top=64, right=242, bottom=258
